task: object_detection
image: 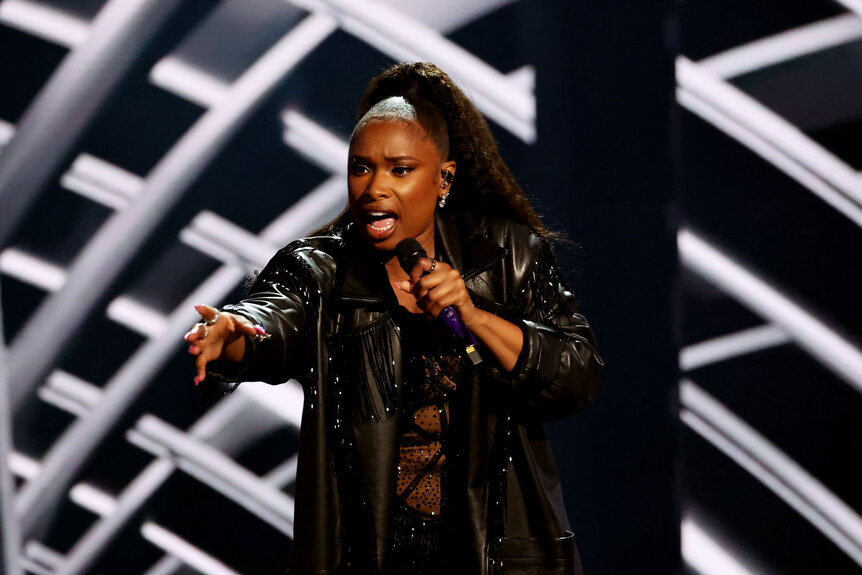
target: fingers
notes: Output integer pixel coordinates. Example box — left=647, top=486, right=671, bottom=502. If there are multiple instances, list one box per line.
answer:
left=185, top=304, right=231, bottom=344
left=393, top=259, right=473, bottom=319
left=195, top=353, right=207, bottom=384
left=189, top=328, right=227, bottom=384
left=417, top=281, right=462, bottom=318
left=186, top=304, right=222, bottom=384
left=235, top=320, right=265, bottom=337
left=412, top=266, right=459, bottom=300
left=392, top=280, right=412, bottom=293
left=195, top=304, right=219, bottom=322
left=410, top=264, right=470, bottom=319
left=189, top=326, right=218, bottom=384
left=183, top=323, right=208, bottom=343
left=408, top=258, right=435, bottom=284
left=392, top=259, right=441, bottom=296
left=184, top=308, right=265, bottom=385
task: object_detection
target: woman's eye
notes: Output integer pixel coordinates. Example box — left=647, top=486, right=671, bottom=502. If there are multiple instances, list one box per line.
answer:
left=393, top=166, right=414, bottom=176
left=349, top=163, right=369, bottom=176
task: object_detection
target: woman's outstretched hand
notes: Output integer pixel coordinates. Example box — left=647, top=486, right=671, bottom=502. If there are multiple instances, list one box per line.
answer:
left=184, top=304, right=263, bottom=385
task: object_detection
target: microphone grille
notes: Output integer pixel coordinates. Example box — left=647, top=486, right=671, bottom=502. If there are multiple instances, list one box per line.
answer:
left=395, top=238, right=426, bottom=273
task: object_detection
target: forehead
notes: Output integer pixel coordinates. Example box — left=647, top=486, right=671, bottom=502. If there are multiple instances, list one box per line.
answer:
left=349, top=120, right=439, bottom=158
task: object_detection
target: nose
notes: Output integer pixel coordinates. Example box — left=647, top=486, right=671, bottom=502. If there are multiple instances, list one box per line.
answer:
left=365, top=171, right=390, bottom=199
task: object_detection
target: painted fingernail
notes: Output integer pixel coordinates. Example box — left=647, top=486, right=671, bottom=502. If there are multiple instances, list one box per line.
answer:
left=194, top=376, right=200, bottom=386
left=254, top=325, right=266, bottom=335
left=188, top=345, right=198, bottom=354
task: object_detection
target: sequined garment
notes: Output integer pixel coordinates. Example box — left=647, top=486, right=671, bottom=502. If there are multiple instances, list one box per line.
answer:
left=388, top=307, right=461, bottom=573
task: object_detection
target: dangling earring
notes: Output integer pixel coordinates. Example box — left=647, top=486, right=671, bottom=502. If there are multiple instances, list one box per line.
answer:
left=438, top=170, right=453, bottom=208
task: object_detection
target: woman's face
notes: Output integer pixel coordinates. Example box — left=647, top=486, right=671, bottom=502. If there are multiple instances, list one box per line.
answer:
left=348, top=120, right=454, bottom=254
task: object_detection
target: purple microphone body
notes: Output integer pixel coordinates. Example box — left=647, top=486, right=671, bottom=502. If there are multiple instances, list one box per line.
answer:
left=396, top=238, right=483, bottom=366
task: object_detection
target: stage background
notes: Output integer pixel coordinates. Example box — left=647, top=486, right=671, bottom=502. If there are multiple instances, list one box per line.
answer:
left=1, top=1, right=859, bottom=574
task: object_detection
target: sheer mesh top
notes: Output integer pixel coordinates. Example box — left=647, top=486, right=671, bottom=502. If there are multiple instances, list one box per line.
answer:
left=388, top=306, right=461, bottom=572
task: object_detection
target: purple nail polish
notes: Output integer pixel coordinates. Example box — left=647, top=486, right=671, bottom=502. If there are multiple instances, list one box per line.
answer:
left=254, top=325, right=266, bottom=335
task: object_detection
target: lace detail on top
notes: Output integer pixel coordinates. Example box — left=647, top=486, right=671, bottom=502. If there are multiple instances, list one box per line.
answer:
left=388, top=307, right=461, bottom=572
left=395, top=354, right=459, bottom=516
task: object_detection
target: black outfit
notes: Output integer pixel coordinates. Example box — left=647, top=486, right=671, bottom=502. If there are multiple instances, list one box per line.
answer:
left=209, top=211, right=603, bottom=574
left=388, top=306, right=460, bottom=573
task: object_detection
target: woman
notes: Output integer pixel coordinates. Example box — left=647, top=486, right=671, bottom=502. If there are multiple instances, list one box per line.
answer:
left=184, top=62, right=602, bottom=574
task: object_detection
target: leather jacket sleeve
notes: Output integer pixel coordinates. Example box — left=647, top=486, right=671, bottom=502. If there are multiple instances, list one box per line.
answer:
left=494, top=237, right=603, bottom=421
left=205, top=243, right=326, bottom=387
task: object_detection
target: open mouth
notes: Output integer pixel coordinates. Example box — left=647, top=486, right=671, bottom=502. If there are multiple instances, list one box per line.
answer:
left=363, top=210, right=399, bottom=240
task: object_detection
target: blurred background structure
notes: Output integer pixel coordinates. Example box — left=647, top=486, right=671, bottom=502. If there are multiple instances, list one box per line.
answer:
left=0, top=0, right=859, bottom=573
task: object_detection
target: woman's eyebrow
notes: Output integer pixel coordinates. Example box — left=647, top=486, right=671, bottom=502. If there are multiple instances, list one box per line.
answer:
left=385, top=155, right=420, bottom=162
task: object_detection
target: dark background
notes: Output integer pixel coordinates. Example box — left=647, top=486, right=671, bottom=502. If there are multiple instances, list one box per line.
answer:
left=529, top=2, right=678, bottom=573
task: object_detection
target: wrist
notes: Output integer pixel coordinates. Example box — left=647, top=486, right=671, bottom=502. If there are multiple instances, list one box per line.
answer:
left=461, top=306, right=487, bottom=331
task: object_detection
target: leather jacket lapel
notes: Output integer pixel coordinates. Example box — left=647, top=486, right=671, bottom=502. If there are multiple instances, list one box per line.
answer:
left=338, top=228, right=393, bottom=305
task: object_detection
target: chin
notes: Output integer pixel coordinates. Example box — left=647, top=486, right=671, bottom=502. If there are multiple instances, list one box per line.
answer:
left=363, top=234, right=401, bottom=252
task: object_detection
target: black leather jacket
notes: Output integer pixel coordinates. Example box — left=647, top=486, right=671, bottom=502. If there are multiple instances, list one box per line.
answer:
left=212, top=211, right=603, bottom=574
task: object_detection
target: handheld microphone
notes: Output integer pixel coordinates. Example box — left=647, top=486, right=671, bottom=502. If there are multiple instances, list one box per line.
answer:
left=395, top=238, right=483, bottom=366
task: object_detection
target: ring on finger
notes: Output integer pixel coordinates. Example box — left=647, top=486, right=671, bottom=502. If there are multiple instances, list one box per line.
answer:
left=428, top=259, right=437, bottom=273
left=199, top=324, right=209, bottom=338
left=204, top=312, right=219, bottom=326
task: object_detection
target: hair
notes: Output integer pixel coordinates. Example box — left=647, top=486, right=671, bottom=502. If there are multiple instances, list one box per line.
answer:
left=355, top=62, right=554, bottom=240
left=352, top=95, right=450, bottom=161
left=318, top=62, right=555, bottom=241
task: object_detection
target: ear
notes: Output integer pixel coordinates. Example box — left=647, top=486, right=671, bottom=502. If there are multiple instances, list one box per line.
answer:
left=439, top=160, right=457, bottom=189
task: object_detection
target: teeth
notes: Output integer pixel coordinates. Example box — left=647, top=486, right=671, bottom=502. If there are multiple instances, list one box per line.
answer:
left=368, top=212, right=388, bottom=217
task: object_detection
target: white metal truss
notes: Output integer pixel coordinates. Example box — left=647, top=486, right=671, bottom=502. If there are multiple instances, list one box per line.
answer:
left=140, top=523, right=241, bottom=575
left=0, top=1, right=535, bottom=572
left=678, top=231, right=862, bottom=567
left=677, top=57, right=862, bottom=229
left=677, top=13, right=862, bottom=569
left=13, top=110, right=345, bottom=575
left=679, top=324, right=791, bottom=372
left=0, top=0, right=88, bottom=48
left=680, top=380, right=862, bottom=566
left=698, top=14, right=862, bottom=80
left=127, top=414, right=296, bottom=536
left=834, top=0, right=862, bottom=18
left=678, top=228, right=862, bottom=393
left=287, top=0, right=536, bottom=142
left=54, top=391, right=290, bottom=575
left=681, top=515, right=760, bottom=575
left=0, top=285, right=21, bottom=575
left=0, top=0, right=194, bottom=248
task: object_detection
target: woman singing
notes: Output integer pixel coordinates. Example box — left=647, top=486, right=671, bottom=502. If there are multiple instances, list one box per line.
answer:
left=184, top=62, right=603, bottom=574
